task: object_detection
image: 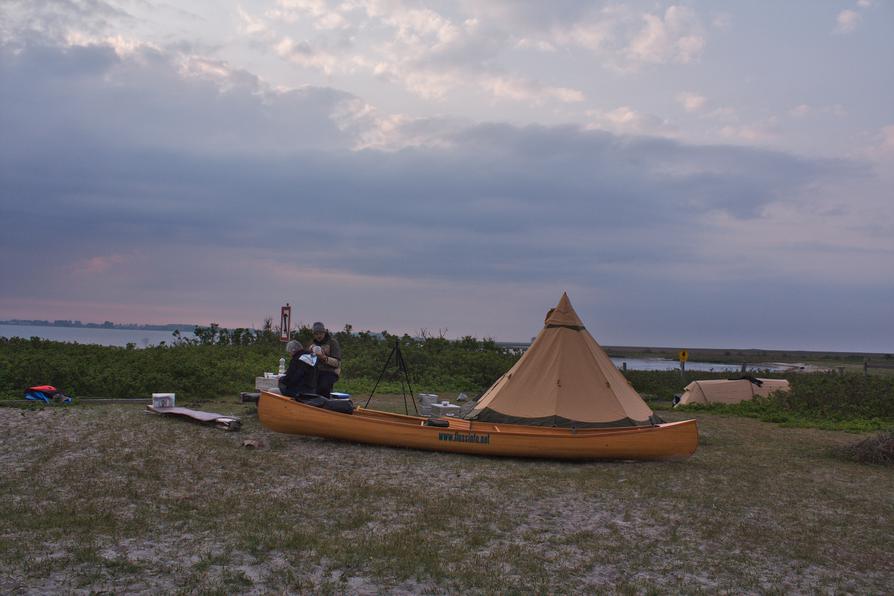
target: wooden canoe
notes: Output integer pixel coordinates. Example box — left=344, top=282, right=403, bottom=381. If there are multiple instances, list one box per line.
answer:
left=258, top=391, right=698, bottom=461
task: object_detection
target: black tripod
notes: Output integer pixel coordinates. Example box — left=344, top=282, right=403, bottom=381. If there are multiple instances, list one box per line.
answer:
left=365, top=338, right=418, bottom=415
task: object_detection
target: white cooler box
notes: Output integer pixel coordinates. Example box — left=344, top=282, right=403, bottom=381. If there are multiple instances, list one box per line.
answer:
left=255, top=374, right=282, bottom=392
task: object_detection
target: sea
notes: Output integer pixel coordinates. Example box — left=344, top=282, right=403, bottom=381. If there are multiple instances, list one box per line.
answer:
left=606, top=357, right=781, bottom=373
left=0, top=323, right=786, bottom=372
left=0, top=324, right=193, bottom=348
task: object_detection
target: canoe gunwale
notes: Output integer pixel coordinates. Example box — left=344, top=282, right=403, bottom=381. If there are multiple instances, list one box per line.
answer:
left=354, top=404, right=685, bottom=437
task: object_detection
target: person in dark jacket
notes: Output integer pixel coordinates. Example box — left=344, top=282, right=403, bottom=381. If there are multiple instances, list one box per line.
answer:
left=278, top=340, right=318, bottom=398
left=310, top=322, right=341, bottom=397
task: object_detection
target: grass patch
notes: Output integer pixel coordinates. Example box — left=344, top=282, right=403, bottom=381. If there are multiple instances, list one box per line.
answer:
left=0, top=405, right=892, bottom=593
left=679, top=402, right=891, bottom=432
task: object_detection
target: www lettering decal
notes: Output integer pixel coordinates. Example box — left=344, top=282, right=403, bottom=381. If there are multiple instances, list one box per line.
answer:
left=438, top=432, right=490, bottom=445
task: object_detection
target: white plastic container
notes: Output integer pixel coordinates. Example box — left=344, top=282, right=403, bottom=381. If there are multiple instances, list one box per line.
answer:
left=418, top=393, right=438, bottom=416
left=152, top=393, right=175, bottom=408
left=430, top=402, right=461, bottom=418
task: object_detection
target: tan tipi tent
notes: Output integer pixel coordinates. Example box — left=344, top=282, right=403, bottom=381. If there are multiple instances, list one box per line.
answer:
left=675, top=378, right=790, bottom=407
left=467, top=293, right=660, bottom=428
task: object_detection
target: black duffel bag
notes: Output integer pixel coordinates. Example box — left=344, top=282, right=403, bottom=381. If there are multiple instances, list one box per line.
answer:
left=294, top=394, right=328, bottom=408
left=322, top=398, right=354, bottom=414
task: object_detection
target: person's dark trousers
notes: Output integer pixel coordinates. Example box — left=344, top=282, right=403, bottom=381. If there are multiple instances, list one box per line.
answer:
left=278, top=382, right=299, bottom=398
left=317, top=371, right=339, bottom=397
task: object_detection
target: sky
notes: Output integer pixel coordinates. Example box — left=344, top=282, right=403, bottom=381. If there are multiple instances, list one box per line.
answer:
left=1, top=0, right=892, bottom=352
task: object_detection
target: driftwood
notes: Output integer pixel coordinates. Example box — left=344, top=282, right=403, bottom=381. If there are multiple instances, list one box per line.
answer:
left=146, top=405, right=241, bottom=431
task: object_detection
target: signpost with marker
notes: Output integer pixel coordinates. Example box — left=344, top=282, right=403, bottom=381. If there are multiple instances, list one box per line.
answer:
left=280, top=303, right=292, bottom=342
left=678, top=349, right=688, bottom=379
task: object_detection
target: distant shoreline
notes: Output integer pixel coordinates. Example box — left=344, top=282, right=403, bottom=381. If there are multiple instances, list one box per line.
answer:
left=1, top=321, right=889, bottom=358
left=0, top=320, right=196, bottom=333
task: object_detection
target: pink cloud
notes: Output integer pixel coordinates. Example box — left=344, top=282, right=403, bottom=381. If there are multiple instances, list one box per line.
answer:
left=73, top=254, right=127, bottom=275
left=835, top=9, right=860, bottom=34
left=881, top=125, right=894, bottom=150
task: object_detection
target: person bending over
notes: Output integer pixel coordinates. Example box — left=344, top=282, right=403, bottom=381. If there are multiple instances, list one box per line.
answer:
left=278, top=340, right=318, bottom=398
left=309, top=322, right=341, bottom=397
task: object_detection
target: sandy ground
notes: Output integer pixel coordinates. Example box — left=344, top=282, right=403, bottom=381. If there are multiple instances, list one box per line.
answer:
left=1, top=403, right=892, bottom=594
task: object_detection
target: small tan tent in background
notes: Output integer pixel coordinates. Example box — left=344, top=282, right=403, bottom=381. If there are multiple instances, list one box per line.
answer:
left=467, top=293, right=661, bottom=428
left=675, top=378, right=790, bottom=407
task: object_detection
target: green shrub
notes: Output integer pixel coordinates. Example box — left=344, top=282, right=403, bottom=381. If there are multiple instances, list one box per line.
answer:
left=0, top=332, right=519, bottom=400
left=3, top=337, right=891, bottom=433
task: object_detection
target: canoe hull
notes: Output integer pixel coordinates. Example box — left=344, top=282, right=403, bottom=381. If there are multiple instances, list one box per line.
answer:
left=258, top=392, right=698, bottom=461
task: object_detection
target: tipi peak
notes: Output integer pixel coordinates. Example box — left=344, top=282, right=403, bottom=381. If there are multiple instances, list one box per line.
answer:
left=544, top=292, right=584, bottom=328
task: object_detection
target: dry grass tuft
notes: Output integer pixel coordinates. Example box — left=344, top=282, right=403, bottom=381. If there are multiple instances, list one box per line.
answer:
left=835, top=431, right=894, bottom=465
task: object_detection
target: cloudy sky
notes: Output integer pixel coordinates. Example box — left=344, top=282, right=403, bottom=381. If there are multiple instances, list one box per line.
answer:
left=1, top=0, right=892, bottom=351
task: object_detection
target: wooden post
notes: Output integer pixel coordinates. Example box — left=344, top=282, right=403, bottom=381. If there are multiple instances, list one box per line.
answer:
left=864, top=359, right=869, bottom=378
left=680, top=360, right=686, bottom=379
left=622, top=362, right=627, bottom=372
